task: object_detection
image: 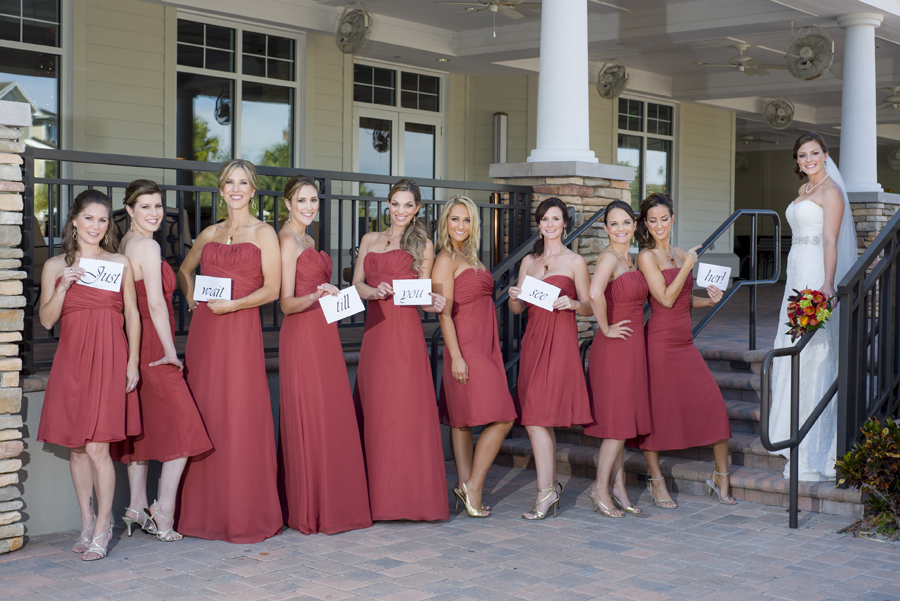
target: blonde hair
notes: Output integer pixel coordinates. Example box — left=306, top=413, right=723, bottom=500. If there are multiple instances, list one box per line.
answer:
left=217, top=159, right=258, bottom=192
left=388, top=178, right=429, bottom=275
left=436, top=195, right=480, bottom=267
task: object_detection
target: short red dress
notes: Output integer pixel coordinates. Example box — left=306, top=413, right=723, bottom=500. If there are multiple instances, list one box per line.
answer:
left=515, top=275, right=592, bottom=427
left=279, top=248, right=372, bottom=535
left=636, top=269, right=732, bottom=451
left=38, top=279, right=140, bottom=447
left=177, top=243, right=282, bottom=544
left=111, top=262, right=212, bottom=463
left=353, top=249, right=449, bottom=522
left=584, top=270, right=652, bottom=440
left=439, top=268, right=517, bottom=427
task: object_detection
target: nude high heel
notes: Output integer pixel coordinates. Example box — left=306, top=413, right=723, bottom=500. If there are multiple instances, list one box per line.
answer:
left=122, top=507, right=155, bottom=536
left=647, top=476, right=677, bottom=509
left=705, top=471, right=738, bottom=505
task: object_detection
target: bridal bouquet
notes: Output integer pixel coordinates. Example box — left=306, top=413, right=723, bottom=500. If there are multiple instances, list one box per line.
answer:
left=785, top=289, right=834, bottom=342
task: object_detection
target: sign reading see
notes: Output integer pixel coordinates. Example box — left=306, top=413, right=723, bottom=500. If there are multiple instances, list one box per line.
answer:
left=392, top=278, right=432, bottom=306
left=319, top=286, right=365, bottom=324
left=696, top=263, right=732, bottom=290
left=78, top=258, right=124, bottom=293
left=193, top=275, right=232, bottom=302
left=520, top=275, right=561, bottom=312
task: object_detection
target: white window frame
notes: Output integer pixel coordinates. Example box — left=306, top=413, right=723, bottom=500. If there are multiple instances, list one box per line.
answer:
left=614, top=94, right=678, bottom=204
left=175, top=10, right=305, bottom=168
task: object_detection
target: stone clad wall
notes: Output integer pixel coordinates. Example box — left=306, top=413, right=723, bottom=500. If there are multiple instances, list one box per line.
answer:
left=0, top=100, right=29, bottom=555
left=849, top=195, right=900, bottom=252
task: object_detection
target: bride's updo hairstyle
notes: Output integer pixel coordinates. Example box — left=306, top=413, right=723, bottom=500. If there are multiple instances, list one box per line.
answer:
left=792, top=132, right=829, bottom=180
left=635, top=193, right=674, bottom=250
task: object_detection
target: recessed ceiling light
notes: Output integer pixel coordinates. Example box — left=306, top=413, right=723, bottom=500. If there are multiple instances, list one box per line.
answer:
left=437, top=58, right=450, bottom=62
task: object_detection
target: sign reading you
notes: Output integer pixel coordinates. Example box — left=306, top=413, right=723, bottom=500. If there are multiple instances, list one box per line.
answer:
left=392, top=278, right=433, bottom=306
left=78, top=258, right=124, bottom=293
left=319, top=286, right=365, bottom=324
left=519, top=275, right=561, bottom=312
left=194, top=275, right=232, bottom=302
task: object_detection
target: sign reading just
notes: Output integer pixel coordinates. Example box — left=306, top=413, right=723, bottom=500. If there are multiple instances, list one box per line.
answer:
left=78, top=258, right=124, bottom=293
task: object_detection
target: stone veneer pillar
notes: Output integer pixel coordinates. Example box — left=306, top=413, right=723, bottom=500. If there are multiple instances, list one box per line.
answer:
left=491, top=161, right=635, bottom=339
left=847, top=191, right=900, bottom=253
left=0, top=100, right=29, bottom=555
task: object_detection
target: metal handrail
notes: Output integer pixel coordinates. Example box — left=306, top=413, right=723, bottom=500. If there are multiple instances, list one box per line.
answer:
left=759, top=328, right=837, bottom=529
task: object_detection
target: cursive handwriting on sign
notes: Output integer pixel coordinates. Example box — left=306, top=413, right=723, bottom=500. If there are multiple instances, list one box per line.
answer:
left=193, top=275, right=232, bottom=302
left=696, top=262, right=731, bottom=290
left=200, top=284, right=227, bottom=298
left=392, top=278, right=433, bottom=306
left=527, top=289, right=549, bottom=301
left=519, top=275, right=561, bottom=311
left=78, top=258, right=125, bottom=292
left=319, top=286, right=365, bottom=323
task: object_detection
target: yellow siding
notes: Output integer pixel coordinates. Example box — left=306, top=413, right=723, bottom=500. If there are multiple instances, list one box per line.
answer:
left=448, top=73, right=467, bottom=181
left=589, top=92, right=614, bottom=164
left=470, top=75, right=531, bottom=183
left=307, top=34, right=345, bottom=171
left=677, top=102, right=735, bottom=252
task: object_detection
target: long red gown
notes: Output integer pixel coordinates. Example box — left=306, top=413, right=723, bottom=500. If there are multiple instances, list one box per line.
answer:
left=177, top=243, right=282, bottom=543
left=584, top=270, right=652, bottom=440
left=38, top=280, right=139, bottom=447
left=515, top=275, right=592, bottom=427
left=637, top=269, right=732, bottom=450
left=279, top=248, right=372, bottom=534
left=111, top=262, right=212, bottom=463
left=353, top=249, right=449, bottom=522
left=439, top=268, right=517, bottom=427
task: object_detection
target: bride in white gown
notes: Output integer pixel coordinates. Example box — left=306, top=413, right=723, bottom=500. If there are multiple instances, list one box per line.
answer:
left=769, top=132, right=857, bottom=482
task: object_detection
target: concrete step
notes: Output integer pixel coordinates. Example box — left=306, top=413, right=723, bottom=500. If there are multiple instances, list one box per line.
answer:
left=699, top=348, right=768, bottom=375
left=712, top=370, right=762, bottom=403
left=495, top=437, right=863, bottom=518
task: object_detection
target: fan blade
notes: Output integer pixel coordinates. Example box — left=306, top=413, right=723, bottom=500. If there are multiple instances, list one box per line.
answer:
left=589, top=0, right=629, bottom=11
left=518, top=2, right=542, bottom=8
left=756, top=64, right=788, bottom=70
left=696, top=62, right=735, bottom=67
left=451, top=7, right=483, bottom=13
left=435, top=2, right=486, bottom=4
left=744, top=68, right=760, bottom=76
left=498, top=6, right=526, bottom=19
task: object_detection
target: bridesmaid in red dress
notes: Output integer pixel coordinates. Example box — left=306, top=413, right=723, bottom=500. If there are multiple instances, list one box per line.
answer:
left=585, top=200, right=651, bottom=518
left=38, top=190, right=141, bottom=560
left=112, top=179, right=212, bottom=542
left=432, top=196, right=516, bottom=518
left=278, top=175, right=372, bottom=534
left=508, top=198, right=593, bottom=520
left=634, top=192, right=735, bottom=507
left=176, top=159, right=283, bottom=543
left=352, top=178, right=449, bottom=522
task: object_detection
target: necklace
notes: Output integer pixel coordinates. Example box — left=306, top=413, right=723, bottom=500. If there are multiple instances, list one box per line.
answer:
left=609, top=246, right=634, bottom=271
left=287, top=218, right=314, bottom=249
left=541, top=248, right=565, bottom=273
left=223, top=218, right=253, bottom=245
left=660, top=244, right=677, bottom=266
left=383, top=228, right=402, bottom=251
left=805, top=173, right=830, bottom=194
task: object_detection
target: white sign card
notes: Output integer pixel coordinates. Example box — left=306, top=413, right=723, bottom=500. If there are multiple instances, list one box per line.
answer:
left=519, top=275, right=561, bottom=312
left=193, top=275, right=232, bottom=302
left=78, top=258, right=124, bottom=293
left=697, top=262, right=732, bottom=290
left=319, top=286, right=365, bottom=324
left=392, top=278, right=433, bottom=306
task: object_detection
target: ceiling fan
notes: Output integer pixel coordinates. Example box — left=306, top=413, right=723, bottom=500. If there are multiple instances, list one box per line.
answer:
left=697, top=44, right=788, bottom=76
left=878, top=87, right=900, bottom=110
left=435, top=0, right=534, bottom=20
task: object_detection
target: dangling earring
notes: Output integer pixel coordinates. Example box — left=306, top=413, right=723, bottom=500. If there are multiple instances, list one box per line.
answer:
left=129, top=219, right=137, bottom=233
left=251, top=197, right=258, bottom=211
left=218, top=197, right=225, bottom=212
left=73, top=228, right=77, bottom=241
left=104, top=232, right=109, bottom=245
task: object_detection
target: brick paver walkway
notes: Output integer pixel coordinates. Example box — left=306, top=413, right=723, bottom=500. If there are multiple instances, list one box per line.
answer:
left=2, top=463, right=898, bottom=601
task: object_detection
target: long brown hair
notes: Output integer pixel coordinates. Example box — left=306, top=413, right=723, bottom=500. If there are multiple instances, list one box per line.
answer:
left=60, top=190, right=117, bottom=266
left=388, top=178, right=429, bottom=274
left=531, top=197, right=569, bottom=257
left=635, top=193, right=674, bottom=250
left=124, top=179, right=163, bottom=210
left=792, top=132, right=828, bottom=180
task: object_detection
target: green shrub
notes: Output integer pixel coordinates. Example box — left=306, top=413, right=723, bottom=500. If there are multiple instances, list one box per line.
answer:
left=835, top=417, right=900, bottom=534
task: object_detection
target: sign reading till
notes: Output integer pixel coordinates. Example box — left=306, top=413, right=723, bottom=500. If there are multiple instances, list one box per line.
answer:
left=519, top=275, right=561, bottom=312
left=78, top=258, right=124, bottom=293
left=392, top=278, right=433, bottom=306
left=319, top=286, right=366, bottom=324
left=194, top=275, right=232, bottom=302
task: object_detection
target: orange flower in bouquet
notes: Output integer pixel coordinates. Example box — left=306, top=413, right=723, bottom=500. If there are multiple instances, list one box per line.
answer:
left=784, top=288, right=834, bottom=342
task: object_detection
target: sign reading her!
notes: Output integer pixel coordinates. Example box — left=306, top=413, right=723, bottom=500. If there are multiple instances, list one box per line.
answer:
left=520, top=275, right=561, bottom=312
left=696, top=263, right=732, bottom=290
left=319, top=286, right=365, bottom=324
left=194, top=275, right=232, bottom=302
left=392, top=278, right=432, bottom=306
left=78, top=258, right=124, bottom=293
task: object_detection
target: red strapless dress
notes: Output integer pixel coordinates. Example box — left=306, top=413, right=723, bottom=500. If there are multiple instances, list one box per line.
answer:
left=38, top=279, right=140, bottom=447
left=515, top=275, right=592, bottom=427
left=584, top=271, right=652, bottom=440
left=279, top=249, right=372, bottom=534
left=177, top=243, right=282, bottom=543
left=353, top=249, right=448, bottom=522
left=439, top=268, right=517, bottom=427
left=111, top=262, right=212, bottom=463
left=636, top=269, right=732, bottom=450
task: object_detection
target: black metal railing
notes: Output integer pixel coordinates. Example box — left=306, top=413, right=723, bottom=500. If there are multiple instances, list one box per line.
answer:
left=20, top=147, right=532, bottom=375
left=578, top=209, right=782, bottom=369
left=430, top=206, right=605, bottom=396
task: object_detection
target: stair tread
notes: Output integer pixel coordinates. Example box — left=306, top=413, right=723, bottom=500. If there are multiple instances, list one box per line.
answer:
left=711, top=370, right=761, bottom=391
left=726, top=398, right=761, bottom=421
left=499, top=437, right=862, bottom=504
left=699, top=348, right=769, bottom=363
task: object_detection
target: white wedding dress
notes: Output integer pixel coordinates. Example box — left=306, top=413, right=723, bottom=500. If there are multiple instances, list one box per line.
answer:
left=769, top=158, right=856, bottom=482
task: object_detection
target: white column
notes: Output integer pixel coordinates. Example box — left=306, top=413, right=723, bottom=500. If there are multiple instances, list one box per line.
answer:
left=527, top=0, right=597, bottom=163
left=838, top=13, right=883, bottom=193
